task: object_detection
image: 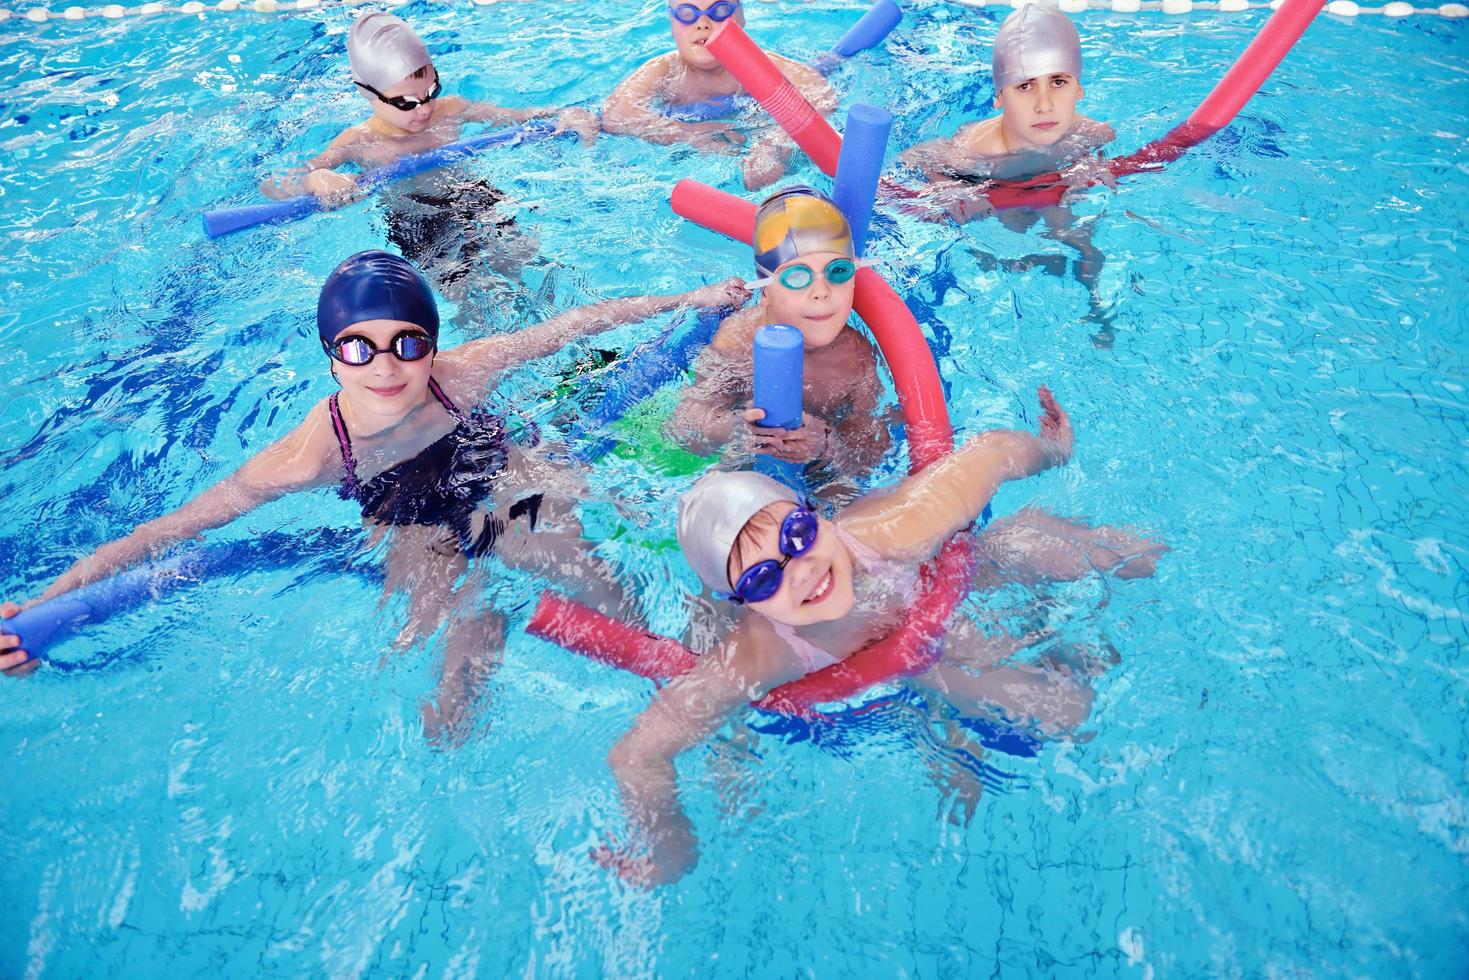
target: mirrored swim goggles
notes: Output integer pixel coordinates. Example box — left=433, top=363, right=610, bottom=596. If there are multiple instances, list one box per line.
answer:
left=719, top=505, right=819, bottom=605
left=746, top=257, right=873, bottom=291
left=668, top=0, right=739, bottom=24
left=355, top=69, right=442, bottom=112
left=324, top=330, right=436, bottom=366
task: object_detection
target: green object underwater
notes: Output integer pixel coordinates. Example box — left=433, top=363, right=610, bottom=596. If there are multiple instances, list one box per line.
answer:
left=606, top=384, right=716, bottom=477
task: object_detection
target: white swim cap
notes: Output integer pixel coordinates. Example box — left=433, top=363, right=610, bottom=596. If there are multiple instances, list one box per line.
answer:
left=991, top=4, right=1082, bottom=92
left=347, top=12, right=431, bottom=93
left=677, top=471, right=800, bottom=593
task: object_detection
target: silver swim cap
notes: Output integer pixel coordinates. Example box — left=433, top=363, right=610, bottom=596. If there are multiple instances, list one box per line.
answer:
left=347, top=12, right=432, bottom=93
left=991, top=4, right=1082, bottom=92
left=677, top=471, right=799, bottom=593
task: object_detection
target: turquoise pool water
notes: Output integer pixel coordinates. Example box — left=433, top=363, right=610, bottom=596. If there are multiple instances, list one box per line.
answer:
left=2, top=0, right=1466, bottom=975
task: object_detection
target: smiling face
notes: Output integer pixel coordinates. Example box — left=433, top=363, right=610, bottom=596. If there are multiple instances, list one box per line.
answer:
left=994, top=72, right=1083, bottom=150
left=727, top=502, right=856, bottom=627
left=363, top=65, right=440, bottom=134
left=668, top=1, right=745, bottom=71
left=328, top=318, right=436, bottom=422
left=759, top=250, right=856, bottom=349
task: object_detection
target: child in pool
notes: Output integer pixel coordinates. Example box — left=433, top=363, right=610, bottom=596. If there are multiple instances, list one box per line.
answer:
left=260, top=12, right=599, bottom=292
left=899, top=5, right=1117, bottom=342
left=602, top=1, right=839, bottom=191
left=600, top=389, right=1166, bottom=884
left=0, top=251, right=748, bottom=741
left=667, top=186, right=891, bottom=483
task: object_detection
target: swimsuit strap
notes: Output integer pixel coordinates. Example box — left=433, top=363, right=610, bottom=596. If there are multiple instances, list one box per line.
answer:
left=427, top=376, right=467, bottom=423
left=327, top=393, right=359, bottom=497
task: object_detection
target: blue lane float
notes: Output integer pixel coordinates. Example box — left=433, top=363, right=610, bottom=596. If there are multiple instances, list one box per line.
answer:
left=659, top=0, right=902, bottom=123
left=202, top=120, right=564, bottom=239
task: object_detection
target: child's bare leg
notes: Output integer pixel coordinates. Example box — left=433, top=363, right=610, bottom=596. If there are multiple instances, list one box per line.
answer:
left=972, top=507, right=1166, bottom=590
left=493, top=493, right=629, bottom=618
left=422, top=605, right=506, bottom=745
left=915, top=660, right=1095, bottom=735
left=382, top=525, right=470, bottom=648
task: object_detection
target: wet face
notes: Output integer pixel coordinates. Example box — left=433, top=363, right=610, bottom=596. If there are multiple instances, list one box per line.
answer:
left=728, top=502, right=855, bottom=627
left=364, top=66, right=440, bottom=134
left=758, top=250, right=856, bottom=350
left=994, top=72, right=1083, bottom=150
left=668, top=1, right=745, bottom=71
left=326, top=318, right=435, bottom=421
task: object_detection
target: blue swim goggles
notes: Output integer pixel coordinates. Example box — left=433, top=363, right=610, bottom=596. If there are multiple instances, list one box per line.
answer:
left=668, top=0, right=739, bottom=25
left=721, top=506, right=819, bottom=605
left=747, top=258, right=870, bottom=291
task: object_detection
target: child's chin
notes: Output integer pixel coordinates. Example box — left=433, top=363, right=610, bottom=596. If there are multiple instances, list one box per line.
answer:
left=680, top=46, right=718, bottom=69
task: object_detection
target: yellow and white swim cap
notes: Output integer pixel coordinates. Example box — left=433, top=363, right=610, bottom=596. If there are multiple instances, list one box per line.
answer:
left=752, top=186, right=854, bottom=279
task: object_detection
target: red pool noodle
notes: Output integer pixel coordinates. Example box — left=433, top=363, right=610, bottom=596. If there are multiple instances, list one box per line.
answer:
left=527, top=594, right=697, bottom=679
left=705, top=18, right=844, bottom=177
left=889, top=0, right=1326, bottom=214
left=527, top=536, right=975, bottom=717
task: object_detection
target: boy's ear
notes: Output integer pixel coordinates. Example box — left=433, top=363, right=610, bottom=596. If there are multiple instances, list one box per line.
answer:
left=1075, top=83, right=1085, bottom=102
left=992, top=91, right=1004, bottom=112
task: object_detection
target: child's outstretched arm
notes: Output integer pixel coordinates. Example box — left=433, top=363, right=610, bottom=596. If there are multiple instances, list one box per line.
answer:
left=448, top=280, right=750, bottom=394
left=0, top=420, right=331, bottom=674
left=598, top=616, right=797, bottom=886
left=667, top=344, right=747, bottom=455
left=450, top=95, right=600, bottom=144
left=602, top=57, right=748, bottom=154
left=259, top=130, right=364, bottom=204
left=844, top=386, right=1073, bottom=559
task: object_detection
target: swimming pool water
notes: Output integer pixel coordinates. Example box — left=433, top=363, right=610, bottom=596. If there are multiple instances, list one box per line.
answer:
left=2, top=1, right=1466, bottom=976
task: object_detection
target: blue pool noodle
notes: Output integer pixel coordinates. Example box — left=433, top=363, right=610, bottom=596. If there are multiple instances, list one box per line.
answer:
left=565, top=305, right=730, bottom=459
left=753, top=324, right=805, bottom=430
left=831, top=103, right=892, bottom=257
left=6, top=530, right=368, bottom=665
left=202, top=121, right=561, bottom=239
left=830, top=0, right=903, bottom=59
left=661, top=0, right=902, bottom=122
left=7, top=546, right=238, bottom=657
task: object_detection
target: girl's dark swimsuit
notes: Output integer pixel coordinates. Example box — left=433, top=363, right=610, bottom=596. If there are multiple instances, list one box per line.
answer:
left=383, top=178, right=517, bottom=288
left=328, top=377, right=541, bottom=556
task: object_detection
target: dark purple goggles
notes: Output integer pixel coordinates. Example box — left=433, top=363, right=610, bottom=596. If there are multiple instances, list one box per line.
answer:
left=722, top=506, right=819, bottom=605
left=324, top=330, right=435, bottom=367
left=669, top=0, right=739, bottom=24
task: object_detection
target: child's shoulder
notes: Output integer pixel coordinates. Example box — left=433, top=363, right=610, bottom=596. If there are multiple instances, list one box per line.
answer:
left=709, top=307, right=761, bottom=355
left=1067, top=115, right=1116, bottom=148
left=953, top=118, right=1008, bottom=160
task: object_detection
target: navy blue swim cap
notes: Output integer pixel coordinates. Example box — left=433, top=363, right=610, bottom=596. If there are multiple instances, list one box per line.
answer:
left=317, top=250, right=439, bottom=345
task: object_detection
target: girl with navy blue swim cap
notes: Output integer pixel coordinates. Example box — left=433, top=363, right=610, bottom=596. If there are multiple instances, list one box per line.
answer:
left=1, top=250, right=747, bottom=740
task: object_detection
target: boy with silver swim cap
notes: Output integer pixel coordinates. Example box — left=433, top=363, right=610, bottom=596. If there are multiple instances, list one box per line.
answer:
left=899, top=2, right=1118, bottom=344
left=259, top=12, right=599, bottom=293
left=666, top=186, right=894, bottom=485
left=900, top=3, right=1113, bottom=190
left=602, top=1, right=838, bottom=191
